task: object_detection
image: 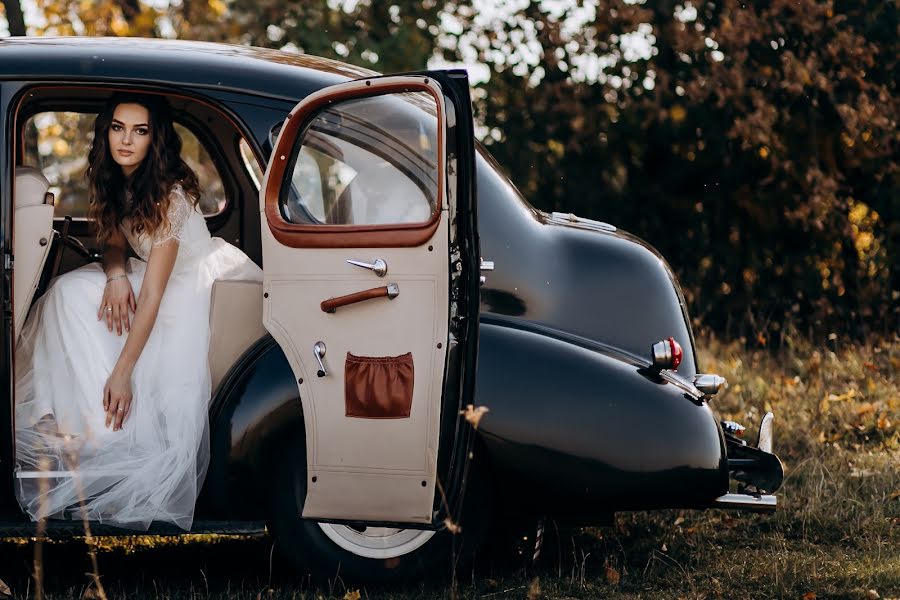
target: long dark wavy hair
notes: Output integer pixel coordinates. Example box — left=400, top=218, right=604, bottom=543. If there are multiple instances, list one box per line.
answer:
left=87, top=93, right=200, bottom=245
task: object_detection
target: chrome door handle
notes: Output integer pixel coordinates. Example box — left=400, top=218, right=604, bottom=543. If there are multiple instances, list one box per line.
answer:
left=314, top=341, right=327, bottom=377
left=480, top=258, right=495, bottom=285
left=321, top=283, right=399, bottom=313
left=346, top=258, right=387, bottom=277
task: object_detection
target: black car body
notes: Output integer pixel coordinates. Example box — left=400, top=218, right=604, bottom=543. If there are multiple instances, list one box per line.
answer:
left=0, top=37, right=783, bottom=580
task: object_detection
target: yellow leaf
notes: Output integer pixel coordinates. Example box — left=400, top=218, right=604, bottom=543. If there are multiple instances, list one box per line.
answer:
left=526, top=577, right=541, bottom=600
left=110, top=15, right=129, bottom=36
left=443, top=517, right=461, bottom=534
left=830, top=389, right=858, bottom=403
left=547, top=139, right=565, bottom=159
left=460, top=404, right=489, bottom=429
left=209, top=0, right=228, bottom=16
left=52, top=139, right=70, bottom=157
left=605, top=562, right=621, bottom=585
left=343, top=590, right=361, bottom=600
left=855, top=402, right=875, bottom=417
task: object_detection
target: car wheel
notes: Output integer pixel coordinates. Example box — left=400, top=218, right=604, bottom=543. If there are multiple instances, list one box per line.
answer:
left=267, top=438, right=489, bottom=582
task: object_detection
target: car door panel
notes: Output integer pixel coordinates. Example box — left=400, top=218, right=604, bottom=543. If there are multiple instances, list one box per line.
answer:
left=260, top=75, right=474, bottom=524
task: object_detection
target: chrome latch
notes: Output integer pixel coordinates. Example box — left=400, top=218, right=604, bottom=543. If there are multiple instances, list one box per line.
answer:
left=313, top=341, right=327, bottom=377
left=347, top=258, right=387, bottom=277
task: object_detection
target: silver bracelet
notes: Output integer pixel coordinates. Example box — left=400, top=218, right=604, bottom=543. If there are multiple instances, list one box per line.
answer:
left=106, top=274, right=128, bottom=283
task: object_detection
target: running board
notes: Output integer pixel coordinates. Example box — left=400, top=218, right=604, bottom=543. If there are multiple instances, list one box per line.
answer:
left=711, top=493, right=777, bottom=513
left=0, top=519, right=266, bottom=538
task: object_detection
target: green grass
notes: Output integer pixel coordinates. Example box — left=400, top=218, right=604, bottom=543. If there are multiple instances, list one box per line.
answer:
left=1, top=336, right=898, bottom=599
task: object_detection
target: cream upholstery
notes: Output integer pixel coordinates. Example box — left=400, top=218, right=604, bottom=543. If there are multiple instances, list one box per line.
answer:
left=208, top=279, right=267, bottom=393
left=14, top=166, right=55, bottom=339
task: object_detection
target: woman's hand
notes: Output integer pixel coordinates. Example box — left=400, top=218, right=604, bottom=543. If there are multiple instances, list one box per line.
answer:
left=103, top=368, right=133, bottom=431
left=97, top=276, right=137, bottom=336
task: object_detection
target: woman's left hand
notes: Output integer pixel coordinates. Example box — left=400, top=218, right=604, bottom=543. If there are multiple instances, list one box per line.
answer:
left=103, top=368, right=133, bottom=431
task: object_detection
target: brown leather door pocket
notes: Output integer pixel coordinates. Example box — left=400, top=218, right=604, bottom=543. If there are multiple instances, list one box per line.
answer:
left=344, top=352, right=414, bottom=419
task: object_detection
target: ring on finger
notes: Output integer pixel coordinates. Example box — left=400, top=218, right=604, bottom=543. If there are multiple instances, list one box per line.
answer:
left=107, top=306, right=113, bottom=312
left=117, top=408, right=124, bottom=412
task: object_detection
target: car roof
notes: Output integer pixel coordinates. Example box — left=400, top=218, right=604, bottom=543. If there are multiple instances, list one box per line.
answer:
left=0, top=37, right=379, bottom=102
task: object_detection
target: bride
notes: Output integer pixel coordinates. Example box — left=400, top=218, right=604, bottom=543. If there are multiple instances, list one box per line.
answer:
left=14, top=93, right=263, bottom=530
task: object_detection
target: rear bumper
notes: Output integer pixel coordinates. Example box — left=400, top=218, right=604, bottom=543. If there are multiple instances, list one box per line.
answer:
left=715, top=411, right=783, bottom=513
left=712, top=492, right=777, bottom=513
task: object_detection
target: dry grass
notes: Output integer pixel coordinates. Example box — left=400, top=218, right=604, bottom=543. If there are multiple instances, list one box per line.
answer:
left=0, top=335, right=897, bottom=599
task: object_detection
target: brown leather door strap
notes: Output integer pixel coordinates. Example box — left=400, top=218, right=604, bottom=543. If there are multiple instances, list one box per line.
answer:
left=321, top=283, right=400, bottom=313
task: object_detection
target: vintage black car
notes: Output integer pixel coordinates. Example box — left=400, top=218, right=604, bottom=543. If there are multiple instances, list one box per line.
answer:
left=0, top=37, right=783, bottom=581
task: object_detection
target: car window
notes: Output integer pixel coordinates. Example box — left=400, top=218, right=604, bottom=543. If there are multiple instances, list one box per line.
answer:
left=23, top=111, right=227, bottom=218
left=239, top=137, right=264, bottom=191
left=279, top=92, right=438, bottom=226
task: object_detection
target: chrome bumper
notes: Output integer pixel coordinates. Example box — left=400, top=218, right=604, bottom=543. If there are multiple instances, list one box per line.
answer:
left=714, top=411, right=781, bottom=513
left=712, top=493, right=777, bottom=513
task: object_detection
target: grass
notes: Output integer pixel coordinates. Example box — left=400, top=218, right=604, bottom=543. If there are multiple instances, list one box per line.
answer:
left=0, top=335, right=898, bottom=599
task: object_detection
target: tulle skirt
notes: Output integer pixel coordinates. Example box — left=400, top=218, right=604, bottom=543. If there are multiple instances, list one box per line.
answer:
left=13, top=238, right=263, bottom=530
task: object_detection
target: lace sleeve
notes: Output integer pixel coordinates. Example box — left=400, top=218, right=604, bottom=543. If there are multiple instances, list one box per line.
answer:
left=152, top=185, right=193, bottom=247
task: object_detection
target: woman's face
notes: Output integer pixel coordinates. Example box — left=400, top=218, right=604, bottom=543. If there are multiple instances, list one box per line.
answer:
left=108, top=103, right=151, bottom=177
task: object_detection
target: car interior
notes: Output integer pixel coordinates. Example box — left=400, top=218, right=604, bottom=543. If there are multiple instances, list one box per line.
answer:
left=12, top=87, right=270, bottom=395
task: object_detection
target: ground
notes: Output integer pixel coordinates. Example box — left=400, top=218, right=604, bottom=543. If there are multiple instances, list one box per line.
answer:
left=0, top=335, right=897, bottom=599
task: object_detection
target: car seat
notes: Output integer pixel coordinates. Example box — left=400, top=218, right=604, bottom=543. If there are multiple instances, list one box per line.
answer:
left=14, top=166, right=55, bottom=339
left=207, top=279, right=267, bottom=395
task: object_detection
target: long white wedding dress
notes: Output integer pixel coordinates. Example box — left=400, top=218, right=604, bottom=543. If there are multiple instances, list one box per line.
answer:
left=14, top=184, right=263, bottom=530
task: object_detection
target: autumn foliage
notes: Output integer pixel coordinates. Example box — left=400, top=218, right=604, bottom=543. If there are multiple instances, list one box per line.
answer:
left=2, top=0, right=897, bottom=342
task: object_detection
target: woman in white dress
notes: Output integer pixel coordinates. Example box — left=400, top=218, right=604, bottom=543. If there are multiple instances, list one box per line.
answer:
left=14, top=93, right=263, bottom=530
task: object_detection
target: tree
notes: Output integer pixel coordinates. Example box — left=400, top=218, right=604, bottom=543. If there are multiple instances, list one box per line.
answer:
left=228, top=0, right=452, bottom=73
left=441, top=0, right=898, bottom=340
left=8, top=0, right=897, bottom=339
left=1, top=0, right=26, bottom=36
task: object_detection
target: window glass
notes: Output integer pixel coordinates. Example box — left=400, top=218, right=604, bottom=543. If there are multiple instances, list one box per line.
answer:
left=177, top=123, right=226, bottom=215
left=22, top=111, right=226, bottom=218
left=280, top=91, right=439, bottom=226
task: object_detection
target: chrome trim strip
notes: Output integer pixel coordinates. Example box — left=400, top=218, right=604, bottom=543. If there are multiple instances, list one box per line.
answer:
left=478, top=313, right=706, bottom=401
left=712, top=493, right=777, bottom=512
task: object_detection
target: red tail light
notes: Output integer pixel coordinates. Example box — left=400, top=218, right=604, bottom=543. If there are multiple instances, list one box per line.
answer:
left=651, top=336, right=683, bottom=371
left=669, top=337, right=683, bottom=370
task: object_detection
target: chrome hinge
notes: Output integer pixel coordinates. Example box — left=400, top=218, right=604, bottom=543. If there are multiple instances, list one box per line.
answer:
left=4, top=254, right=11, bottom=270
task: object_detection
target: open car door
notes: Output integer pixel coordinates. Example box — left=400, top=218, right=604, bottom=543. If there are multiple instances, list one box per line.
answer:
left=260, top=72, right=479, bottom=524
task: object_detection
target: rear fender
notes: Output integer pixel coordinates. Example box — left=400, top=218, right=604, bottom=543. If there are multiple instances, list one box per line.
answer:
left=475, top=318, right=728, bottom=515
